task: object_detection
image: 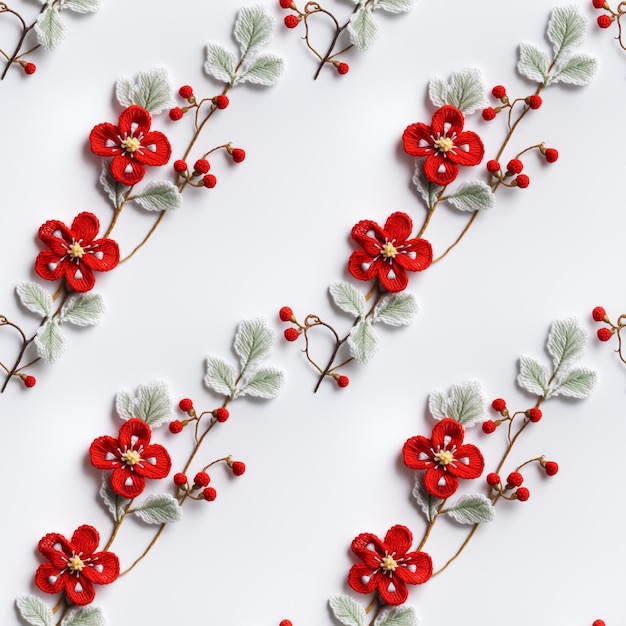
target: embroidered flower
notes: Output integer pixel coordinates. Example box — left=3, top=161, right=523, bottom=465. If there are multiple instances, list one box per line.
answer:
left=402, top=418, right=484, bottom=499
left=348, top=525, right=432, bottom=606
left=347, top=212, right=432, bottom=293
left=89, top=105, right=172, bottom=186
left=34, top=212, right=120, bottom=293
left=35, top=525, right=119, bottom=606
left=402, top=105, right=484, bottom=186
left=89, top=418, right=172, bottom=498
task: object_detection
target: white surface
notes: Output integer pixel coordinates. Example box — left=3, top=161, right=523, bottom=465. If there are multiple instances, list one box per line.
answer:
left=1, top=1, right=625, bottom=625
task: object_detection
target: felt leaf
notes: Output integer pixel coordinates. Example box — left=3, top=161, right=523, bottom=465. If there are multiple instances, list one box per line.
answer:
left=16, top=596, right=53, bottom=626
left=35, top=319, right=65, bottom=363
left=446, top=493, right=495, bottom=524
left=428, top=76, right=448, bottom=109
left=100, top=473, right=131, bottom=522
left=204, top=43, right=237, bottom=84
left=547, top=5, right=587, bottom=59
left=60, top=606, right=105, bottom=626
left=329, top=282, right=367, bottom=317
left=428, top=380, right=487, bottom=427
left=237, top=53, right=285, bottom=86
left=234, top=5, right=275, bottom=59
left=517, top=356, right=550, bottom=397
left=133, top=494, right=183, bottom=524
left=204, top=356, right=237, bottom=397
left=549, top=53, right=598, bottom=86
left=373, top=0, right=416, bottom=13
left=412, top=472, right=443, bottom=522
left=348, top=319, right=379, bottom=364
left=99, top=161, right=131, bottom=209
left=445, top=180, right=495, bottom=212
left=550, top=366, right=598, bottom=399
left=115, top=380, right=174, bottom=427
left=234, top=318, right=274, bottom=373
left=132, top=181, right=182, bottom=212
left=115, top=67, right=175, bottom=114
left=16, top=282, right=53, bottom=318
left=371, top=292, right=418, bottom=327
left=58, top=293, right=105, bottom=327
left=348, top=6, right=379, bottom=51
left=236, top=366, right=285, bottom=399
left=517, top=43, right=550, bottom=84
left=547, top=318, right=586, bottom=372
left=35, top=6, right=66, bottom=50
left=444, top=67, right=487, bottom=114
left=374, top=606, right=419, bottom=626
left=412, top=159, right=444, bottom=209
left=59, top=0, right=103, bottom=13
left=329, top=595, right=366, bottom=626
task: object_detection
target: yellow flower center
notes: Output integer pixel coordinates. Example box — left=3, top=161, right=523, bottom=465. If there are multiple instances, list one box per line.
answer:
left=380, top=555, right=397, bottom=571
left=122, top=449, right=141, bottom=465
left=68, top=555, right=84, bottom=572
left=434, top=449, right=454, bottom=465
left=434, top=136, right=454, bottom=153
left=121, top=136, right=141, bottom=153
left=381, top=242, right=397, bottom=258
left=68, top=242, right=84, bottom=258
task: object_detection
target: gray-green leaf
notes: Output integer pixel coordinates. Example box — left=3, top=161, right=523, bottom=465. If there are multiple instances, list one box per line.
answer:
left=35, top=6, right=66, bottom=50
left=517, top=43, right=550, bottom=85
left=132, top=181, right=182, bottom=212
left=236, top=366, right=284, bottom=399
left=204, top=356, right=237, bottom=397
left=517, top=356, right=550, bottom=397
left=35, top=319, right=65, bottom=363
left=445, top=180, right=495, bottom=212
left=547, top=318, right=586, bottom=373
left=234, top=318, right=274, bottom=373
left=428, top=67, right=486, bottom=114
left=115, top=380, right=174, bottom=427
left=428, top=380, right=487, bottom=427
left=549, top=53, right=598, bottom=86
left=16, top=282, right=53, bottom=317
left=100, top=161, right=131, bottom=209
left=446, top=493, right=495, bottom=524
left=547, top=5, right=587, bottom=60
left=412, top=472, right=443, bottom=522
left=234, top=5, right=274, bottom=59
left=329, top=595, right=366, bottom=626
left=60, top=606, right=105, bottom=626
left=100, top=473, right=130, bottom=522
left=550, top=366, right=598, bottom=399
left=204, top=43, right=237, bottom=84
left=115, top=67, right=174, bottom=114
left=133, top=493, right=183, bottom=524
left=371, top=292, right=418, bottom=326
left=412, top=159, right=443, bottom=209
left=237, top=53, right=285, bottom=86
left=374, top=606, right=418, bottom=626
left=329, top=282, right=366, bottom=317
left=16, top=596, right=53, bottom=626
left=348, top=6, right=378, bottom=51
left=373, top=0, right=416, bottom=13
left=59, top=0, right=103, bottom=13
left=58, top=293, right=105, bottom=327
left=348, top=319, right=379, bottom=364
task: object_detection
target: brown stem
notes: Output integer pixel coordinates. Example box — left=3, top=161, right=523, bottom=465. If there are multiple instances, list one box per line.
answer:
left=431, top=211, right=479, bottom=264
left=119, top=522, right=167, bottom=576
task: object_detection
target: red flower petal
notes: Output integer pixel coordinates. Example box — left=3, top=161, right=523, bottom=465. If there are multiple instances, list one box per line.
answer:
left=134, top=130, right=171, bottom=167
left=64, top=573, right=96, bottom=606
left=35, top=250, right=67, bottom=282
left=351, top=219, right=387, bottom=257
left=394, top=551, right=432, bottom=585
left=402, top=435, right=435, bottom=470
left=447, top=130, right=484, bottom=167
left=430, top=418, right=465, bottom=450
left=430, top=105, right=465, bottom=138
left=118, top=418, right=152, bottom=450
left=89, top=122, right=122, bottom=157
left=111, top=466, right=146, bottom=498
left=38, top=532, right=74, bottom=568
left=348, top=250, right=380, bottom=283
left=70, top=212, right=100, bottom=244
left=80, top=551, right=120, bottom=585
left=110, top=153, right=146, bottom=186
left=377, top=573, right=409, bottom=606
left=118, top=105, right=153, bottom=137
left=447, top=442, right=484, bottom=480
left=348, top=562, right=380, bottom=595
left=80, top=238, right=120, bottom=272
left=70, top=525, right=100, bottom=556
left=394, top=239, right=433, bottom=272
left=35, top=562, right=66, bottom=595
left=376, top=260, right=408, bottom=293
left=424, top=466, right=458, bottom=498
left=423, top=153, right=459, bottom=186
left=89, top=435, right=121, bottom=470
left=382, top=212, right=412, bottom=244
left=63, top=261, right=96, bottom=293
left=38, top=219, right=73, bottom=256
left=351, top=532, right=387, bottom=569
left=134, top=442, right=171, bottom=480
left=402, top=123, right=434, bottom=157
left=382, top=525, right=412, bottom=556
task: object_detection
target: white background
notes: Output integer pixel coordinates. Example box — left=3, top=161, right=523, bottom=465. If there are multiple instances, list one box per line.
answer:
left=1, top=0, right=625, bottom=625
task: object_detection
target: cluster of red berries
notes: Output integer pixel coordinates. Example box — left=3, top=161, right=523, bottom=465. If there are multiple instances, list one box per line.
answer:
left=482, top=399, right=543, bottom=434
left=173, top=458, right=245, bottom=502
left=169, top=85, right=230, bottom=122
left=592, top=0, right=613, bottom=28
left=172, top=146, right=245, bottom=189
left=169, top=399, right=230, bottom=434
left=592, top=306, right=615, bottom=342
left=482, top=85, right=543, bottom=121
left=486, top=158, right=530, bottom=189
left=487, top=471, right=530, bottom=501
left=279, top=306, right=301, bottom=343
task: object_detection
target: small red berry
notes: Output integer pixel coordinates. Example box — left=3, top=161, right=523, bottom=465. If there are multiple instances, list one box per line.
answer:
left=506, top=471, right=524, bottom=487
left=527, top=94, right=542, bottom=109
left=592, top=306, right=607, bottom=322
left=169, top=107, right=183, bottom=121
left=544, top=148, right=559, bottom=163
left=174, top=472, right=188, bottom=486
left=279, top=0, right=292, bottom=7
left=169, top=420, right=183, bottom=434
left=592, top=620, right=606, bottom=626
left=215, top=95, right=229, bottom=109
left=491, top=85, right=506, bottom=99
left=507, top=159, right=524, bottom=174
left=597, top=14, right=612, bottom=28
left=231, top=148, right=246, bottom=163
left=544, top=461, right=559, bottom=476
left=24, top=375, right=37, bottom=388
left=24, top=62, right=36, bottom=75
left=482, top=420, right=496, bottom=434
left=284, top=14, right=299, bottom=28
left=279, top=306, right=294, bottom=322
left=174, top=159, right=188, bottom=173
left=597, top=327, right=613, bottom=342
left=194, top=159, right=211, bottom=174
left=527, top=408, right=542, bottom=422
left=515, top=174, right=530, bottom=188
left=515, top=487, right=530, bottom=501
left=592, top=0, right=605, bottom=6
left=203, top=487, right=217, bottom=501
left=203, top=174, right=217, bottom=188
left=232, top=461, right=246, bottom=476
left=491, top=398, right=506, bottom=412
left=337, top=62, right=349, bottom=75
left=482, top=107, right=496, bottom=121
left=486, top=472, right=501, bottom=486
left=215, top=408, right=230, bottom=422
left=194, top=471, right=210, bottom=487
left=179, top=398, right=193, bottom=412
left=179, top=85, right=193, bottom=99
left=284, top=328, right=300, bottom=342
left=279, top=621, right=293, bottom=626
left=486, top=160, right=501, bottom=173
left=337, top=375, right=349, bottom=388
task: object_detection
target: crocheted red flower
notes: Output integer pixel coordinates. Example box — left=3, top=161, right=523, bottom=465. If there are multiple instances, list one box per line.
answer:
left=402, top=105, right=484, bottom=186
left=35, top=212, right=120, bottom=293
left=347, top=212, right=432, bottom=293
left=348, top=525, right=432, bottom=606
left=35, top=525, right=119, bottom=606
left=89, top=418, right=172, bottom=498
left=89, top=105, right=172, bottom=186
left=402, top=418, right=484, bottom=499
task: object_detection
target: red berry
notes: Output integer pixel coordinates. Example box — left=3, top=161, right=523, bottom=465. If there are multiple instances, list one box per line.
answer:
left=215, top=95, right=229, bottom=109
left=169, top=107, right=183, bottom=121
left=486, top=472, right=501, bottom=486
left=194, top=471, right=210, bottom=487
left=593, top=0, right=605, bottom=6
left=231, top=148, right=246, bottom=163
left=203, top=487, right=217, bottom=501
left=515, top=487, right=530, bottom=501
left=482, top=420, right=496, bottom=434
left=337, top=62, right=349, bottom=75
left=597, top=327, right=613, bottom=342
left=284, top=328, right=300, bottom=342
left=284, top=14, right=299, bottom=28
left=280, top=621, right=293, bottom=626
left=482, top=107, right=496, bottom=121
left=527, top=408, right=542, bottom=422
left=179, top=398, right=193, bottom=412
left=486, top=159, right=501, bottom=173
left=174, top=159, right=188, bottom=173
left=507, top=158, right=524, bottom=174
left=593, top=620, right=606, bottom=626
left=203, top=174, right=217, bottom=188
left=597, top=14, right=612, bottom=28
left=491, top=85, right=506, bottom=99
left=24, top=62, right=36, bottom=75
left=215, top=408, right=229, bottom=422
left=279, top=0, right=292, bottom=7
left=544, top=148, right=559, bottom=163
left=491, top=398, right=506, bottom=412
left=179, top=85, right=193, bottom=98
left=169, top=420, right=183, bottom=434
left=506, top=471, right=524, bottom=487
left=337, top=375, right=349, bottom=388
left=515, top=174, right=530, bottom=188
left=232, top=461, right=246, bottom=476
left=24, top=375, right=36, bottom=388
left=279, top=306, right=294, bottom=322
left=194, top=159, right=210, bottom=174
left=545, top=461, right=559, bottom=476
left=527, top=95, right=542, bottom=109
left=174, top=472, right=188, bottom=486
left=592, top=306, right=607, bottom=322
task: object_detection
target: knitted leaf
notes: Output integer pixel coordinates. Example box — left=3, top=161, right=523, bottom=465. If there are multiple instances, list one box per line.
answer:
left=412, top=472, right=443, bottom=522
left=428, top=67, right=487, bottom=114
left=16, top=596, right=53, bottom=626
left=234, top=5, right=274, bottom=59
left=100, top=161, right=131, bottom=209
left=550, top=366, right=598, bottom=399
left=373, top=606, right=418, bottom=626
left=100, top=473, right=131, bottom=522
left=35, top=319, right=65, bottom=363
left=348, top=319, right=379, bottom=364
left=517, top=356, right=550, bottom=397
left=16, top=282, right=53, bottom=318
left=445, top=181, right=495, bottom=212
left=204, top=43, right=237, bottom=84
left=348, top=6, right=379, bottom=51
left=429, top=381, right=487, bottom=427
left=549, top=53, right=598, bottom=86
left=373, top=0, right=416, bottom=13
left=517, top=43, right=550, bottom=84
left=234, top=318, right=274, bottom=373
left=132, top=181, right=183, bottom=212
left=35, top=6, right=66, bottom=51
left=204, top=356, right=237, bottom=397
left=371, top=292, right=418, bottom=327
left=446, top=493, right=495, bottom=524
left=547, top=318, right=586, bottom=373
left=412, top=159, right=444, bottom=209
left=58, top=293, right=105, bottom=327
left=329, top=595, right=366, bottom=626
left=329, top=282, right=367, bottom=317
left=115, top=68, right=175, bottom=114
left=133, top=494, right=183, bottom=524
left=547, top=5, right=586, bottom=60
left=236, top=366, right=285, bottom=399
left=60, top=606, right=105, bottom=626
left=116, top=380, right=175, bottom=427
left=59, top=0, right=103, bottom=13
left=237, top=53, right=285, bottom=86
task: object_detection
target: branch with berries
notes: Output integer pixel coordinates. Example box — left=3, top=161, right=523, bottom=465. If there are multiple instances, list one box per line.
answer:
left=591, top=305, right=626, bottom=367
left=280, top=6, right=597, bottom=392
left=329, top=318, right=598, bottom=626
left=15, top=318, right=284, bottom=626
left=591, top=0, right=626, bottom=51
left=278, top=0, right=416, bottom=79
left=0, top=6, right=284, bottom=394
